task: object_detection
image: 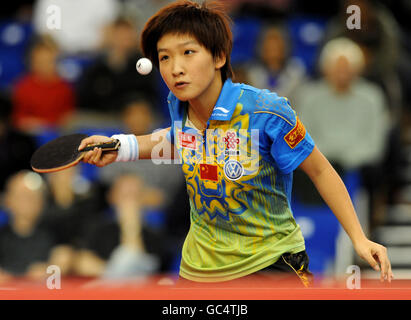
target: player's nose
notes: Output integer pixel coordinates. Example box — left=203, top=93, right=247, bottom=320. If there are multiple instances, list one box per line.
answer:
left=171, top=58, right=185, bottom=77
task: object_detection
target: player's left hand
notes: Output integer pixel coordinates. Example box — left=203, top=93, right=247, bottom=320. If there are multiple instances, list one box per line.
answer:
left=353, top=238, right=393, bottom=282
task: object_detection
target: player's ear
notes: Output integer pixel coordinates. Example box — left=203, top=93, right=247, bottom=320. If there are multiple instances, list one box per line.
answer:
left=214, top=53, right=226, bottom=70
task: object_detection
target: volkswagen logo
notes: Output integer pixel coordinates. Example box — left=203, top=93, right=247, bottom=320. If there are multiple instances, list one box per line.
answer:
left=224, top=160, right=243, bottom=181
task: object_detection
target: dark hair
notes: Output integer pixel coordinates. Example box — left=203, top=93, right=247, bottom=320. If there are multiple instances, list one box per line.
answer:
left=27, top=34, right=59, bottom=54
left=141, top=0, right=234, bottom=82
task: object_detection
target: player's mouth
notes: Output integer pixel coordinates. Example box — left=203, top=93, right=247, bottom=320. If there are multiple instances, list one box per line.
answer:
left=175, top=81, right=189, bottom=89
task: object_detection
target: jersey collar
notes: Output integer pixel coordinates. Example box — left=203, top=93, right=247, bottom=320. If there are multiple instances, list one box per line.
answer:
left=209, top=78, right=242, bottom=121
left=167, top=78, right=242, bottom=123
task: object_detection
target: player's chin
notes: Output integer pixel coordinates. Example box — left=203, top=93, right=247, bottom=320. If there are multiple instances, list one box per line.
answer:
left=170, top=89, right=196, bottom=102
left=171, top=92, right=190, bottom=102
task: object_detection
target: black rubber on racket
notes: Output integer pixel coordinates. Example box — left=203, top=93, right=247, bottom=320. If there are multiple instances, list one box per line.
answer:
left=30, top=133, right=89, bottom=171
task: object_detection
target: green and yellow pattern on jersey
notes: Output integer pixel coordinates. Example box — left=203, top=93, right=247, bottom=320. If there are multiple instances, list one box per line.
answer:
left=168, top=80, right=314, bottom=282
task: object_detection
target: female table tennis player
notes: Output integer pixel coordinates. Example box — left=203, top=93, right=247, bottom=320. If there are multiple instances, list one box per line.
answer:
left=78, top=0, right=393, bottom=286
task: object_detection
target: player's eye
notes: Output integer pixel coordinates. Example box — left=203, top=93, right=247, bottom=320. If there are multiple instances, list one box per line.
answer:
left=159, top=55, right=169, bottom=61
left=184, top=50, right=195, bottom=55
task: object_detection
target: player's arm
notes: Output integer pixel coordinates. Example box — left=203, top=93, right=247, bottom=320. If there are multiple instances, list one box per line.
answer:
left=136, top=128, right=175, bottom=160
left=298, top=146, right=393, bottom=282
left=78, top=127, right=176, bottom=166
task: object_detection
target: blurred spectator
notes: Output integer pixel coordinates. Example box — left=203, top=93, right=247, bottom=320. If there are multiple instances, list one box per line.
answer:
left=0, top=92, right=37, bottom=192
left=0, top=171, right=54, bottom=281
left=294, top=37, right=390, bottom=207
left=297, top=37, right=390, bottom=170
left=75, top=17, right=159, bottom=119
left=32, top=0, right=120, bottom=54
left=11, top=34, right=75, bottom=134
left=324, top=0, right=403, bottom=118
left=245, top=24, right=306, bottom=100
left=121, top=95, right=163, bottom=135
left=73, top=174, right=163, bottom=279
left=40, top=166, right=106, bottom=276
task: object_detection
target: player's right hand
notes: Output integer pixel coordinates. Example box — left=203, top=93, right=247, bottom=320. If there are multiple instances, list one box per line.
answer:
left=353, top=238, right=393, bottom=282
left=78, top=135, right=118, bottom=167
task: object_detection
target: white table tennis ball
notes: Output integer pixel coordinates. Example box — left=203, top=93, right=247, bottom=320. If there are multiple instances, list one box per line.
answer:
left=136, top=58, right=152, bottom=75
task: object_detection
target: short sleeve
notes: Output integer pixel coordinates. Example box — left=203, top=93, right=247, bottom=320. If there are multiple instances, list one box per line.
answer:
left=263, top=96, right=315, bottom=173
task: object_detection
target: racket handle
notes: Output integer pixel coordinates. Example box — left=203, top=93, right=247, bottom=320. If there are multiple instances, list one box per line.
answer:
left=81, top=139, right=120, bottom=152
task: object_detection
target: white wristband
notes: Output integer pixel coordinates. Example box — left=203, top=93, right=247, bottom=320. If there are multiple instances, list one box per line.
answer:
left=111, top=134, right=139, bottom=162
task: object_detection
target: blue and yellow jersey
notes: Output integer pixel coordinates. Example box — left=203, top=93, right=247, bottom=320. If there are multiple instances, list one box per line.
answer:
left=167, top=79, right=315, bottom=282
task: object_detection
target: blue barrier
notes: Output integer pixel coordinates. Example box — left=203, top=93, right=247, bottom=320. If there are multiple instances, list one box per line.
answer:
left=292, top=170, right=362, bottom=275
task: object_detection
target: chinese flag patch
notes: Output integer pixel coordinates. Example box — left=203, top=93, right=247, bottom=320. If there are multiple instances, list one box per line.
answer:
left=200, top=164, right=218, bottom=181
left=284, top=117, right=306, bottom=149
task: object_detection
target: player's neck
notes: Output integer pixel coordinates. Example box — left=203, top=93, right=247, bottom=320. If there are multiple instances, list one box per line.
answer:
left=188, top=72, right=223, bottom=128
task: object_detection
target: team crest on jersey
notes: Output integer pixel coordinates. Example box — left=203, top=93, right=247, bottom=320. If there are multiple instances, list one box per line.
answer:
left=223, top=131, right=240, bottom=156
left=224, top=160, right=243, bottom=181
left=284, top=118, right=306, bottom=149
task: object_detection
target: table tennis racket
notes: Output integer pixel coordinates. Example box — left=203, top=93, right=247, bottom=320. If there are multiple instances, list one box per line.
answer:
left=31, top=133, right=120, bottom=173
